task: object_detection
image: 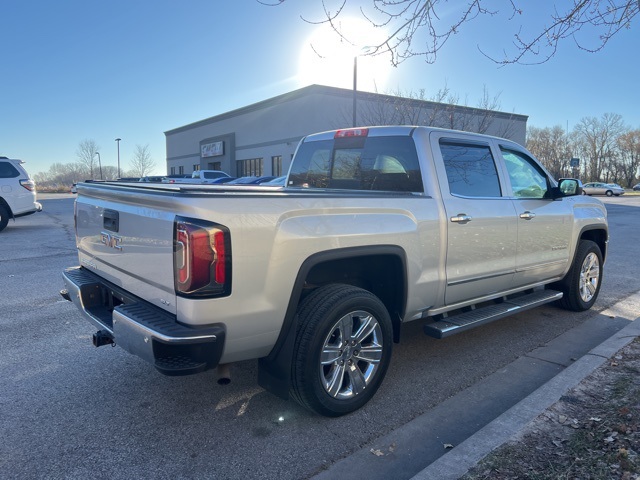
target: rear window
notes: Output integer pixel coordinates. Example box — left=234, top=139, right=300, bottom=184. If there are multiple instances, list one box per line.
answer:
left=288, top=136, right=423, bottom=193
left=0, top=161, right=20, bottom=179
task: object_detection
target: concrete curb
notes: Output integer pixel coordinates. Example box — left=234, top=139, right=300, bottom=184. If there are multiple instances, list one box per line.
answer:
left=411, top=317, right=640, bottom=480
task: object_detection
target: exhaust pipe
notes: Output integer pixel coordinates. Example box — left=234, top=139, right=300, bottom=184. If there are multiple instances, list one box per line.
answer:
left=93, top=330, right=114, bottom=347
left=217, top=363, right=231, bottom=385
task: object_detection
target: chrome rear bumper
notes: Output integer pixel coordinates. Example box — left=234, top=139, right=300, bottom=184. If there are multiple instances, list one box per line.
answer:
left=61, top=266, right=226, bottom=376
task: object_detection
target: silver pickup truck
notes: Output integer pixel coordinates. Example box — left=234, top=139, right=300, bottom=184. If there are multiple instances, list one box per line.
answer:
left=61, top=126, right=608, bottom=416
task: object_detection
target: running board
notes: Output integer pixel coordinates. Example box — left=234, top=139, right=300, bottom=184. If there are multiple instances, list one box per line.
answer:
left=423, top=290, right=563, bottom=339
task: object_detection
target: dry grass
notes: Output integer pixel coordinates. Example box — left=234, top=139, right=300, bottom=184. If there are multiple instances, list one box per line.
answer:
left=462, top=338, right=640, bottom=480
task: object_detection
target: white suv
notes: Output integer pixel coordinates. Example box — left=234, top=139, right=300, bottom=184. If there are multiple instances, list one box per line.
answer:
left=0, top=157, right=42, bottom=232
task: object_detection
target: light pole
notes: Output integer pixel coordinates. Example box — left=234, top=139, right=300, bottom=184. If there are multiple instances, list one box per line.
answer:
left=352, top=47, right=373, bottom=128
left=115, top=138, right=121, bottom=179
left=95, top=152, right=103, bottom=180
left=352, top=56, right=358, bottom=127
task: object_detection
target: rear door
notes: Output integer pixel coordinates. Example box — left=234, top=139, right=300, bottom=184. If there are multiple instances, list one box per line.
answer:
left=430, top=132, right=518, bottom=306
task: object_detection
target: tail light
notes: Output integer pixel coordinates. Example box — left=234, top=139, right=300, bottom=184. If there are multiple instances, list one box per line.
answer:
left=174, top=217, right=231, bottom=297
left=20, top=179, right=35, bottom=192
left=334, top=128, right=369, bottom=138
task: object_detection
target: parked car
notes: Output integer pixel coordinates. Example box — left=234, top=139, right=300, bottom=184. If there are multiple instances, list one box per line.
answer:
left=71, top=183, right=77, bottom=194
left=209, top=176, right=237, bottom=184
left=227, top=176, right=276, bottom=185
left=162, top=174, right=192, bottom=184
left=633, top=184, right=640, bottom=191
left=139, top=176, right=166, bottom=183
left=62, top=125, right=608, bottom=416
left=582, top=182, right=624, bottom=196
left=192, top=170, right=230, bottom=183
left=0, top=156, right=42, bottom=232
left=260, top=175, right=287, bottom=186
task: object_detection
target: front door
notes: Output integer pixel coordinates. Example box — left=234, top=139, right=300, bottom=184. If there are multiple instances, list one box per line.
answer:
left=431, top=134, right=518, bottom=306
left=499, top=147, right=574, bottom=285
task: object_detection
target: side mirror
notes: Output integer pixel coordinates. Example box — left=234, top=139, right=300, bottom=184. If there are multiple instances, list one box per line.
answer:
left=551, top=178, right=582, bottom=199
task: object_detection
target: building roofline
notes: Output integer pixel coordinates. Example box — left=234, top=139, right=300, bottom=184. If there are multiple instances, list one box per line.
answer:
left=164, top=84, right=528, bottom=136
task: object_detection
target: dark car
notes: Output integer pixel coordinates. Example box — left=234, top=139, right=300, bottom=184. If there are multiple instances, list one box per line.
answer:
left=633, top=184, right=640, bottom=191
left=209, top=176, right=237, bottom=184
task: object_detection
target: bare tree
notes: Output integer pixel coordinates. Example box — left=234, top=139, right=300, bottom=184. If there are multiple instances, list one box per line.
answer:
left=76, top=139, right=99, bottom=179
left=129, top=144, right=157, bottom=177
left=262, top=1, right=639, bottom=65
left=342, top=85, right=518, bottom=139
left=526, top=126, right=574, bottom=179
left=574, top=113, right=627, bottom=182
left=617, top=129, right=640, bottom=187
left=33, top=162, right=90, bottom=188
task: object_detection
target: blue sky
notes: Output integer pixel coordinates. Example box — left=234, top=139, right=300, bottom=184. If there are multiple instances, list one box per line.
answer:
left=1, top=0, right=638, bottom=176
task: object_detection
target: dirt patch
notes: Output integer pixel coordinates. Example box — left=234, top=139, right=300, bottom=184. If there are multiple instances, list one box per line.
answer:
left=462, top=338, right=640, bottom=480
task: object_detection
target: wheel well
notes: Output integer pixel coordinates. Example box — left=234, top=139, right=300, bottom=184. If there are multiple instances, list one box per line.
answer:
left=257, top=246, right=407, bottom=400
left=302, top=252, right=406, bottom=341
left=0, top=197, right=12, bottom=215
left=580, top=228, right=607, bottom=262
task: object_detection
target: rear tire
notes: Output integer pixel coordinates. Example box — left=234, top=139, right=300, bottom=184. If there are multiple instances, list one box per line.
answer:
left=606, top=190, right=613, bottom=196
left=556, top=240, right=603, bottom=311
left=290, top=284, right=393, bottom=417
left=0, top=204, right=9, bottom=232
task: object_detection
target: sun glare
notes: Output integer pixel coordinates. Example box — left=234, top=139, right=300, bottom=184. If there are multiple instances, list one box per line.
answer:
left=297, top=18, right=391, bottom=92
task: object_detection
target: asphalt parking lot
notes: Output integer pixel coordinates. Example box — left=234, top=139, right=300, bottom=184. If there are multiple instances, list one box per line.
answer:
left=1, top=194, right=639, bottom=479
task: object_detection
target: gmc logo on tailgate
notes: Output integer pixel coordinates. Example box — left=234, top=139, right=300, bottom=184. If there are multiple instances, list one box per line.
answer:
left=100, top=231, right=123, bottom=251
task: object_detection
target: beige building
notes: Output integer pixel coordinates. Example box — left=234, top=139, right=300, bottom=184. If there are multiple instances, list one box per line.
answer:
left=165, top=84, right=528, bottom=178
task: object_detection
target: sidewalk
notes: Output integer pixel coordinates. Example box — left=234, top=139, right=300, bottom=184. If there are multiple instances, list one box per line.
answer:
left=413, top=312, right=640, bottom=479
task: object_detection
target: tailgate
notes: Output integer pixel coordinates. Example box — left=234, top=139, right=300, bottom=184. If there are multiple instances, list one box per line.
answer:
left=75, top=183, right=178, bottom=314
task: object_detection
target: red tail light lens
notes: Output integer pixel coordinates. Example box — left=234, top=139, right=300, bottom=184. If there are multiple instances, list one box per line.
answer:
left=334, top=128, right=369, bottom=138
left=20, top=179, right=35, bottom=192
left=174, top=217, right=231, bottom=297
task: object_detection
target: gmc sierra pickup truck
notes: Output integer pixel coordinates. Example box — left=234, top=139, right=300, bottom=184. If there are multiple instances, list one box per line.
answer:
left=61, top=126, right=608, bottom=416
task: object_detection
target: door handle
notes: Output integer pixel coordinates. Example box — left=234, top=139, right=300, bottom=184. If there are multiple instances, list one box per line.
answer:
left=450, top=214, right=472, bottom=224
left=519, top=211, right=536, bottom=220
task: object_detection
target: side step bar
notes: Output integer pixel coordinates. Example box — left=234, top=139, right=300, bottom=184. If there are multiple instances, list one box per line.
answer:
left=423, top=290, right=563, bottom=339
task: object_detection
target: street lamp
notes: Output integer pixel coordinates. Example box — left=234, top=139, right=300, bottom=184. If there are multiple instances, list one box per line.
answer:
left=94, top=152, right=103, bottom=180
left=115, top=138, right=121, bottom=179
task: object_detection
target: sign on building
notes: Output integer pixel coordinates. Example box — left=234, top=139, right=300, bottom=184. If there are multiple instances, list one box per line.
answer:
left=202, top=141, right=224, bottom=158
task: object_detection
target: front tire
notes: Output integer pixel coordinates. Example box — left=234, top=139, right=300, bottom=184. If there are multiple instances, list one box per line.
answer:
left=0, top=204, right=9, bottom=232
left=556, top=240, right=603, bottom=311
left=606, top=190, right=613, bottom=196
left=290, top=284, right=393, bottom=417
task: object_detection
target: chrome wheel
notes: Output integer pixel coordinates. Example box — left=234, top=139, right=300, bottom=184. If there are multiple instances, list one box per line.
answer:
left=556, top=240, right=603, bottom=312
left=320, top=310, right=383, bottom=400
left=291, top=284, right=393, bottom=416
left=579, top=252, right=600, bottom=303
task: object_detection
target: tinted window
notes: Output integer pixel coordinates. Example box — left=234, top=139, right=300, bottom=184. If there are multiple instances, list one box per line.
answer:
left=500, top=148, right=549, bottom=199
left=440, top=141, right=501, bottom=197
left=289, top=136, right=423, bottom=192
left=0, top=162, right=20, bottom=179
